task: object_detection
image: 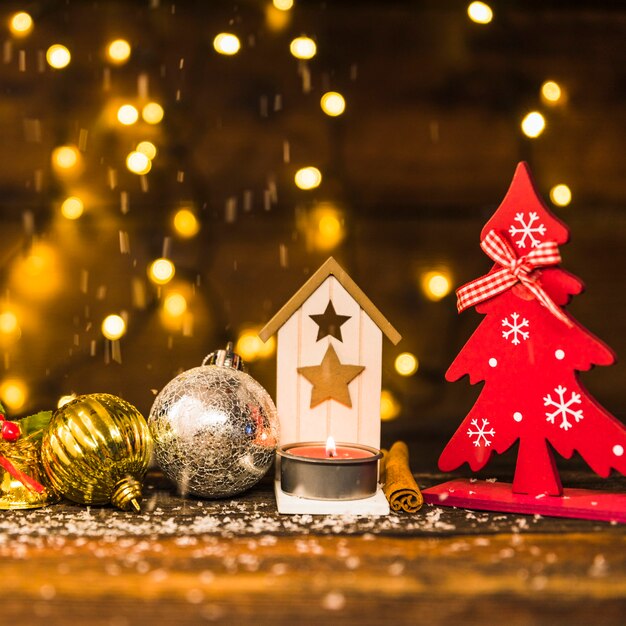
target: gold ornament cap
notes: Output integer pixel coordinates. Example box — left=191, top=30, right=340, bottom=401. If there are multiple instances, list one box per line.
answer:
left=203, top=341, right=245, bottom=371
left=111, top=476, right=143, bottom=512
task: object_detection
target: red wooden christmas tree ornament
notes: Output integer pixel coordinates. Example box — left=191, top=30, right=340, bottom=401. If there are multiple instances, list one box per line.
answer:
left=422, top=162, right=626, bottom=522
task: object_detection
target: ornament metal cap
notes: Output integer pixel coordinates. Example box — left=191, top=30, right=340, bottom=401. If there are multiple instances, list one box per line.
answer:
left=203, top=341, right=245, bottom=371
left=111, top=476, right=143, bottom=512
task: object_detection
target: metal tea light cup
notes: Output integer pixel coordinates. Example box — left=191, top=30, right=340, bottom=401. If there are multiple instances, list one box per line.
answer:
left=277, top=442, right=383, bottom=500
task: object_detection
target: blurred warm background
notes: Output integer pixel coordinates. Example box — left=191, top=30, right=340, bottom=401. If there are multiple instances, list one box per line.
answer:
left=1, top=0, right=625, bottom=471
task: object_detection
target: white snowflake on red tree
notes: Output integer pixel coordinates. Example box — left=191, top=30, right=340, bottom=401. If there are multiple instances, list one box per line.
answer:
left=544, top=385, right=584, bottom=430
left=501, top=312, right=529, bottom=345
left=509, top=211, right=546, bottom=248
left=467, top=418, right=495, bottom=447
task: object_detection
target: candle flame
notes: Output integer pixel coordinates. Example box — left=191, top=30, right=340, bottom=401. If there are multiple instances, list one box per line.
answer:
left=326, top=435, right=337, bottom=457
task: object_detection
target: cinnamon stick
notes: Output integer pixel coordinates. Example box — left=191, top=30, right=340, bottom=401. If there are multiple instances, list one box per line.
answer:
left=381, top=441, right=423, bottom=513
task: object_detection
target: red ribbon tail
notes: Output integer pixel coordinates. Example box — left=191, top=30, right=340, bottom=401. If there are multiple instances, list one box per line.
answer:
left=524, top=281, right=574, bottom=329
left=0, top=455, right=45, bottom=493
left=551, top=308, right=574, bottom=328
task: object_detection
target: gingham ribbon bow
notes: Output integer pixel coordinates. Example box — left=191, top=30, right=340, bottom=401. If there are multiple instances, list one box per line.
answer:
left=456, top=229, right=573, bottom=327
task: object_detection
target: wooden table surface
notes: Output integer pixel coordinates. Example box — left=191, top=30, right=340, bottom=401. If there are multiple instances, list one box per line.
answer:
left=2, top=471, right=625, bottom=626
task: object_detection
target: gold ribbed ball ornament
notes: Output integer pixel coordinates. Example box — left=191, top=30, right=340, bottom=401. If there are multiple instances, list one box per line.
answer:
left=41, top=393, right=152, bottom=512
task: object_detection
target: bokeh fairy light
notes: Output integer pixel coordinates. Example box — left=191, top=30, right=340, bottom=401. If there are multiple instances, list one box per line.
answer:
left=541, top=80, right=563, bottom=105
left=320, top=92, right=346, bottom=117
left=0, top=312, right=19, bottom=336
left=9, top=12, right=33, bottom=37
left=46, top=44, right=71, bottom=68
left=117, top=104, right=139, bottom=125
left=294, top=167, right=322, bottom=190
left=142, top=102, right=165, bottom=124
left=101, top=315, right=127, bottom=340
left=0, top=379, right=27, bottom=411
left=126, top=151, right=152, bottom=174
left=107, top=39, right=131, bottom=64
left=61, top=197, right=85, bottom=220
left=289, top=36, right=316, bottom=59
left=550, top=184, right=572, bottom=207
left=272, top=0, right=294, bottom=10
left=52, top=145, right=81, bottom=173
left=521, top=111, right=546, bottom=138
left=467, top=2, right=493, bottom=24
left=148, top=259, right=175, bottom=285
left=136, top=141, right=158, bottom=160
left=394, top=353, right=419, bottom=377
left=173, top=209, right=200, bottom=238
left=213, top=33, right=241, bottom=55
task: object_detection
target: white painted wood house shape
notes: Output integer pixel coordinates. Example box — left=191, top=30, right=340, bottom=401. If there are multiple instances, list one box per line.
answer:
left=259, top=257, right=401, bottom=449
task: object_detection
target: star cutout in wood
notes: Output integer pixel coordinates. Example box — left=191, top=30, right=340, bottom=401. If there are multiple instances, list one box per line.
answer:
left=297, top=344, right=365, bottom=408
left=309, top=300, right=351, bottom=342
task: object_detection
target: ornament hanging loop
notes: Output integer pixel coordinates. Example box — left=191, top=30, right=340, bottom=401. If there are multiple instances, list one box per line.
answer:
left=203, top=341, right=245, bottom=371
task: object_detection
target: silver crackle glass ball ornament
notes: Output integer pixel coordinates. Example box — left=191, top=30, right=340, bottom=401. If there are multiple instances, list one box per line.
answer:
left=148, top=343, right=279, bottom=498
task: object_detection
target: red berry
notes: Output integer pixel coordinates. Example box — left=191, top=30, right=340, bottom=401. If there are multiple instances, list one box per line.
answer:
left=1, top=421, right=20, bottom=442
left=0, top=414, right=5, bottom=421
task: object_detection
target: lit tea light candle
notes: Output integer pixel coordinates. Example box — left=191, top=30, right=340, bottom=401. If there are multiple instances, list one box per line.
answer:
left=286, top=435, right=373, bottom=459
left=277, top=436, right=382, bottom=500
